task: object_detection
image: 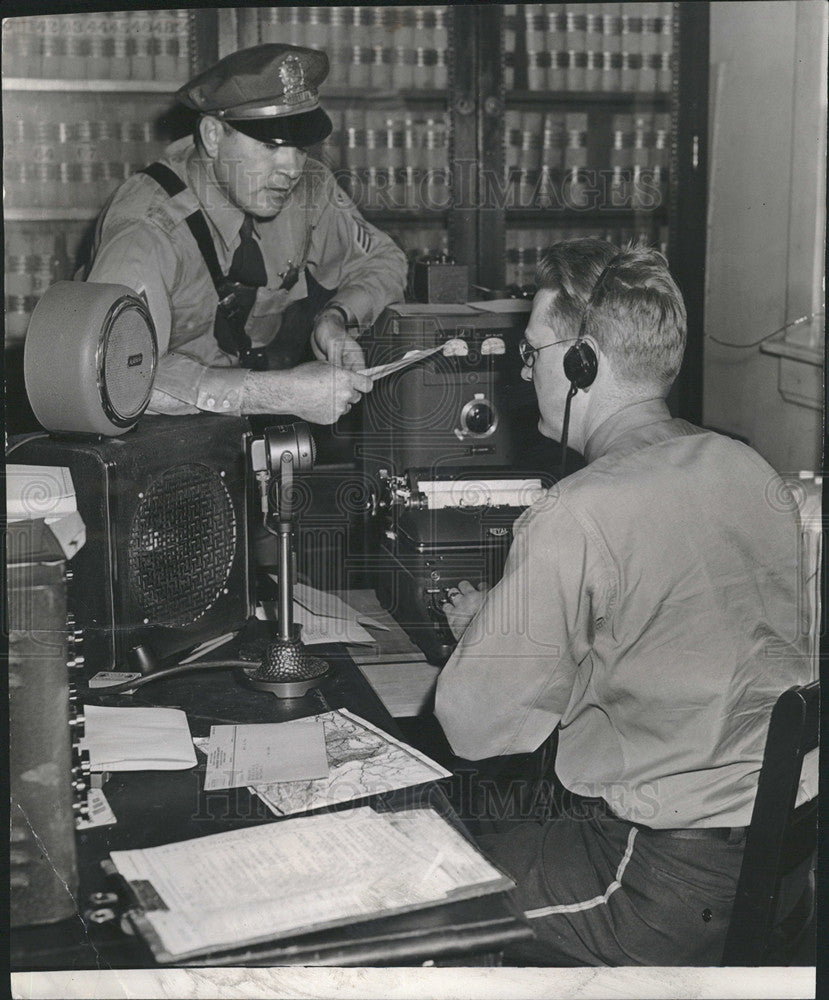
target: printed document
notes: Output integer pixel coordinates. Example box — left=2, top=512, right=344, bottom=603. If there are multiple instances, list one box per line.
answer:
left=203, top=720, right=329, bottom=791
left=109, top=805, right=512, bottom=962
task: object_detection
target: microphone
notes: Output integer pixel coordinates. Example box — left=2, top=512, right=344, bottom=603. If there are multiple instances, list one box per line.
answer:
left=241, top=422, right=329, bottom=698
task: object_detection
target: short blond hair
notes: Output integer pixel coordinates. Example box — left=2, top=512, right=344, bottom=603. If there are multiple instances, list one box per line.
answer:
left=582, top=244, right=686, bottom=390
left=534, top=238, right=618, bottom=338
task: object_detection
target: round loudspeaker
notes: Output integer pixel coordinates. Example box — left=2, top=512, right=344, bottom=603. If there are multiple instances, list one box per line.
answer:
left=24, top=281, right=158, bottom=436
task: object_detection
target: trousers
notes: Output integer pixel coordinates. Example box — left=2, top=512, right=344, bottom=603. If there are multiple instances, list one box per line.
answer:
left=478, top=796, right=746, bottom=966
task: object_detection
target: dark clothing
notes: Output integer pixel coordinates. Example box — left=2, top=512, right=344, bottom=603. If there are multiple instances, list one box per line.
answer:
left=479, top=797, right=746, bottom=966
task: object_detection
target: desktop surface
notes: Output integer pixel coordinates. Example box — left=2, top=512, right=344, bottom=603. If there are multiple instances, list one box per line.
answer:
left=11, top=636, right=531, bottom=969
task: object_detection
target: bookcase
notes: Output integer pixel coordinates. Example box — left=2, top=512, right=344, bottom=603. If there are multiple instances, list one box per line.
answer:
left=3, top=4, right=708, bottom=429
left=2, top=10, right=217, bottom=346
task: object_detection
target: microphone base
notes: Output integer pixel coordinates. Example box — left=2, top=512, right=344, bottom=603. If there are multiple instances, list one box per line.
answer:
left=238, top=624, right=329, bottom=699
left=240, top=671, right=326, bottom=699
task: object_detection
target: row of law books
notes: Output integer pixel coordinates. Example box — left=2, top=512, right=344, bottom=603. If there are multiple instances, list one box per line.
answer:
left=261, top=6, right=449, bottom=90
left=320, top=110, right=450, bottom=172
left=2, top=11, right=191, bottom=81
left=504, top=109, right=671, bottom=205
left=319, top=109, right=451, bottom=212
left=3, top=218, right=451, bottom=346
left=505, top=223, right=669, bottom=288
left=4, top=225, right=86, bottom=343
left=504, top=2, right=673, bottom=92
left=504, top=166, right=668, bottom=213
left=4, top=116, right=166, bottom=210
left=339, top=167, right=452, bottom=214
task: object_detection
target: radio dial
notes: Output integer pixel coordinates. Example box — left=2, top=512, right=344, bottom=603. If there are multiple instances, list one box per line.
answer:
left=456, top=393, right=498, bottom=439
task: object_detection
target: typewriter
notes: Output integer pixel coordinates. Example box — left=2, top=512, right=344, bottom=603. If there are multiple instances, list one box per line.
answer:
left=370, top=467, right=550, bottom=665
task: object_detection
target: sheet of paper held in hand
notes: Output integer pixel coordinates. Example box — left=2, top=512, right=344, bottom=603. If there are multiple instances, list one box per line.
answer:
left=194, top=709, right=451, bottom=817
left=359, top=344, right=445, bottom=381
left=203, top=720, right=329, bottom=791
left=109, top=805, right=512, bottom=962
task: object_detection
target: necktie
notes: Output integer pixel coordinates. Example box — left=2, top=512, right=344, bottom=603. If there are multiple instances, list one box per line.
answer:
left=214, top=215, right=269, bottom=367
left=229, top=214, right=267, bottom=287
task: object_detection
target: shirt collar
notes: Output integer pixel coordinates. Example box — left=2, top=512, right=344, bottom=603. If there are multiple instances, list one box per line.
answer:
left=584, top=398, right=673, bottom=464
left=186, top=145, right=247, bottom=253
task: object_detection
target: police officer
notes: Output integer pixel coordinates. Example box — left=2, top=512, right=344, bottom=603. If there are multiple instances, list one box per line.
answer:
left=83, top=44, right=407, bottom=425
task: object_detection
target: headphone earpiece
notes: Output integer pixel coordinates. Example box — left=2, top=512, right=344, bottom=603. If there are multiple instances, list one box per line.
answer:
left=563, top=341, right=598, bottom=390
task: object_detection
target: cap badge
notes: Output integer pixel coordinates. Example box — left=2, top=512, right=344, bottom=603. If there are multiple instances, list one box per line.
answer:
left=279, top=55, right=309, bottom=104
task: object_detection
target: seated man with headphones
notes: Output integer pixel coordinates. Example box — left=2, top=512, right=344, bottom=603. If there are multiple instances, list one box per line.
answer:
left=433, top=239, right=809, bottom=965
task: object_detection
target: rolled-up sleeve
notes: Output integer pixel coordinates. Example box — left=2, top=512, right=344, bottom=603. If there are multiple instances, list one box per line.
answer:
left=434, top=500, right=599, bottom=760
left=309, top=175, right=407, bottom=327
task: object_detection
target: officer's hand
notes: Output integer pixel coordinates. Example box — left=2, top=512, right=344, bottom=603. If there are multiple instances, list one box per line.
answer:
left=441, top=580, right=489, bottom=642
left=281, top=361, right=373, bottom=425
left=311, top=309, right=366, bottom=371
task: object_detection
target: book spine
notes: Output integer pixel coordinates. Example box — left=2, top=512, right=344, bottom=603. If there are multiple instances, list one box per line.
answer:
left=503, top=4, right=518, bottom=90
left=546, top=6, right=567, bottom=91
left=609, top=113, right=631, bottom=206
left=305, top=6, right=327, bottom=49
left=563, top=112, right=588, bottom=206
left=630, top=112, right=652, bottom=208
left=657, top=1, right=674, bottom=93
left=433, top=7, right=449, bottom=90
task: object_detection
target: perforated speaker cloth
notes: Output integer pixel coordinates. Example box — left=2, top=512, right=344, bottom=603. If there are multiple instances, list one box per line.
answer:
left=128, top=464, right=237, bottom=627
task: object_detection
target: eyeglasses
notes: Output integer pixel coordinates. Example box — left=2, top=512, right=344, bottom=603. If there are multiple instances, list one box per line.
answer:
left=518, top=337, right=577, bottom=368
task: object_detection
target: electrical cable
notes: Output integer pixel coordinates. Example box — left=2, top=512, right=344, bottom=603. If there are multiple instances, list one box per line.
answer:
left=558, top=383, right=578, bottom=480
left=706, top=311, right=822, bottom=349
left=83, top=659, right=254, bottom=696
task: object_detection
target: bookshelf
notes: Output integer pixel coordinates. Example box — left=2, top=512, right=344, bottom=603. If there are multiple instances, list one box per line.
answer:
left=2, top=10, right=216, bottom=349
left=460, top=2, right=708, bottom=422
left=225, top=6, right=456, bottom=278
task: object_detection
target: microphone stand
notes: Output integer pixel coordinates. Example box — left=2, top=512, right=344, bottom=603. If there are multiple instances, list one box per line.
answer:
left=242, top=441, right=329, bottom=698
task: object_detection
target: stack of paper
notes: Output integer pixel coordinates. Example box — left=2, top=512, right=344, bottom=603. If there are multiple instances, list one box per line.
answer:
left=80, top=705, right=197, bottom=772
left=109, top=805, right=513, bottom=963
left=5, top=463, right=86, bottom=559
left=195, top=709, right=450, bottom=817
left=343, top=590, right=442, bottom=718
left=257, top=581, right=389, bottom=646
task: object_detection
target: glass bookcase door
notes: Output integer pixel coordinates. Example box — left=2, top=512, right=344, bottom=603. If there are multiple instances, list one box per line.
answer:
left=2, top=10, right=209, bottom=348
left=497, top=2, right=674, bottom=293
left=230, top=6, right=454, bottom=286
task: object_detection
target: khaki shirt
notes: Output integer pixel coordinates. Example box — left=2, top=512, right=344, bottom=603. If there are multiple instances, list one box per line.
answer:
left=85, top=136, right=407, bottom=414
left=435, top=399, right=811, bottom=828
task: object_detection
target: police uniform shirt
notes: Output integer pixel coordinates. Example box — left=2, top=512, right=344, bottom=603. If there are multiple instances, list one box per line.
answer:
left=85, top=135, right=407, bottom=415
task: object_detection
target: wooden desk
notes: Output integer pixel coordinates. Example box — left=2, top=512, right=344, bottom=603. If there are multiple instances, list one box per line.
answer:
left=10, top=635, right=531, bottom=969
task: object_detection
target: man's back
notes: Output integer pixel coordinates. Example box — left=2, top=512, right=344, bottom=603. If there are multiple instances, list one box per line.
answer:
left=551, top=405, right=807, bottom=827
left=436, top=400, right=809, bottom=828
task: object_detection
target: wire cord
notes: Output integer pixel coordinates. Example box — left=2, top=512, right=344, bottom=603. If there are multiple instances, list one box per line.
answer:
left=83, top=659, right=254, bottom=696
left=706, top=311, right=823, bottom=350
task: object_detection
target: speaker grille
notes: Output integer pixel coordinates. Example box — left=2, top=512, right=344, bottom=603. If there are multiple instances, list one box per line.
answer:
left=128, top=464, right=237, bottom=627
left=103, top=305, right=156, bottom=420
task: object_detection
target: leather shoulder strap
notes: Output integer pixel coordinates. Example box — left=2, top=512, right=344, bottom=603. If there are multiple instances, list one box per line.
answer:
left=140, top=163, right=225, bottom=290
